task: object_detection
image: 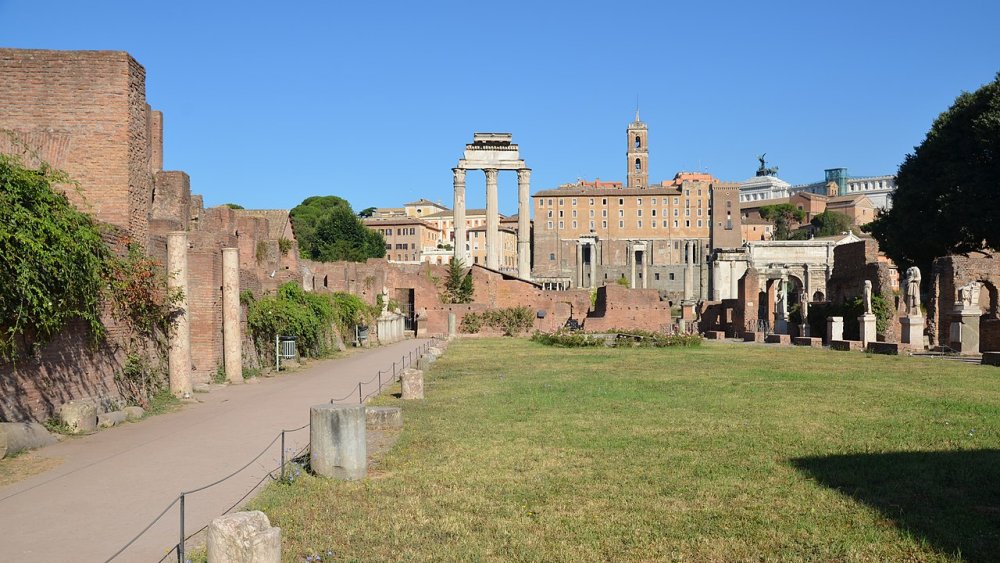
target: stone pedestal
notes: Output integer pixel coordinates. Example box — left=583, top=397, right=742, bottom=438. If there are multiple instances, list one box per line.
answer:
left=798, top=324, right=809, bottom=338
left=401, top=368, right=424, bottom=400
left=826, top=316, right=843, bottom=345
left=901, top=315, right=925, bottom=351
left=207, top=511, right=280, bottom=563
left=366, top=406, right=403, bottom=430
left=859, top=314, right=877, bottom=346
left=774, top=316, right=788, bottom=335
left=310, top=404, right=367, bottom=480
left=59, top=400, right=97, bottom=434
left=949, top=310, right=981, bottom=355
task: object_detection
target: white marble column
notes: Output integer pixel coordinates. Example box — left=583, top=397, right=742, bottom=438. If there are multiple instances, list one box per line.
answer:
left=485, top=168, right=499, bottom=270
left=641, top=245, right=648, bottom=289
left=517, top=168, right=531, bottom=279
left=683, top=241, right=694, bottom=300
left=166, top=231, right=191, bottom=397
left=577, top=242, right=584, bottom=288
left=629, top=246, right=637, bottom=289
left=453, top=168, right=467, bottom=266
left=729, top=260, right=738, bottom=299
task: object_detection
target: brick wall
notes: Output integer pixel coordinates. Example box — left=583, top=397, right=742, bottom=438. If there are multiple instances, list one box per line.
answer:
left=930, top=254, right=1000, bottom=350
left=584, top=285, right=672, bottom=332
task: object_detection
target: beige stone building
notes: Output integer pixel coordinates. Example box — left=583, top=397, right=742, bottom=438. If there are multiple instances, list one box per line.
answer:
left=531, top=113, right=742, bottom=300
left=468, top=226, right=518, bottom=270
left=364, top=217, right=442, bottom=263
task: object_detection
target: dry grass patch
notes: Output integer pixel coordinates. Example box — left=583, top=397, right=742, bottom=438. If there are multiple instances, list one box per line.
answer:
left=0, top=451, right=62, bottom=488
left=249, top=340, right=1000, bottom=562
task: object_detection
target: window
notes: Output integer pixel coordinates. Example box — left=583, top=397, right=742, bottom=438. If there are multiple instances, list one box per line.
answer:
left=674, top=220, right=678, bottom=227
left=572, top=221, right=577, bottom=229
left=589, top=198, right=594, bottom=205
left=674, top=209, right=679, bottom=217
left=726, top=200, right=732, bottom=208
left=559, top=210, right=564, bottom=218
left=602, top=220, right=608, bottom=228
left=548, top=199, right=553, bottom=206
left=619, top=220, right=624, bottom=228
left=547, top=210, right=552, bottom=218
left=589, top=209, right=595, bottom=217
left=652, top=221, right=657, bottom=229
left=663, top=220, right=668, bottom=227
left=669, top=273, right=675, bottom=281
left=655, top=273, right=660, bottom=281
left=652, top=209, right=657, bottom=217
left=549, top=253, right=556, bottom=261
left=673, top=197, right=679, bottom=205
left=589, top=221, right=595, bottom=229
left=547, top=221, right=553, bottom=229
left=559, top=221, right=564, bottom=229
left=572, top=210, right=577, bottom=218
left=698, top=209, right=702, bottom=216
left=602, top=198, right=608, bottom=205
left=637, top=220, right=643, bottom=228
left=637, top=210, right=642, bottom=217
left=538, top=199, right=544, bottom=207
left=685, top=220, right=690, bottom=227
left=637, top=198, right=642, bottom=205
left=619, top=198, right=624, bottom=205
left=697, top=220, right=702, bottom=227
left=559, top=198, right=564, bottom=206
left=602, top=209, right=608, bottom=217
left=652, top=198, right=657, bottom=205
left=635, top=158, right=641, bottom=170
left=572, top=198, right=577, bottom=206
left=619, top=210, right=624, bottom=217
left=685, top=209, right=691, bottom=217
left=635, top=135, right=641, bottom=148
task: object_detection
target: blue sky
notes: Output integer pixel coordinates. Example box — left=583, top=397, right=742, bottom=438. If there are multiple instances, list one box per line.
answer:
left=2, top=1, right=998, bottom=214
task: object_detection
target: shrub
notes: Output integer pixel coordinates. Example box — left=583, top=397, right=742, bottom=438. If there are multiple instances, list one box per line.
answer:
left=482, top=307, right=534, bottom=336
left=459, top=312, right=484, bottom=334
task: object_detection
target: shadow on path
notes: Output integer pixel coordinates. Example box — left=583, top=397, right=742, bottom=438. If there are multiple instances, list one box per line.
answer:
left=791, top=449, right=1000, bottom=562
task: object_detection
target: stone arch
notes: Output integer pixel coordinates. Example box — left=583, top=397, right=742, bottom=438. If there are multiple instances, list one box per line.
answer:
left=812, top=290, right=825, bottom=302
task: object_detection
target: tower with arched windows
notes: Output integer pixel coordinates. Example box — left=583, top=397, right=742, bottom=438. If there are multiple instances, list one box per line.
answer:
left=627, top=110, right=648, bottom=189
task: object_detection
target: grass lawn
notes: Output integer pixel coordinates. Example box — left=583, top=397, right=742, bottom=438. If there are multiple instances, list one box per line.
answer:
left=249, top=339, right=1000, bottom=562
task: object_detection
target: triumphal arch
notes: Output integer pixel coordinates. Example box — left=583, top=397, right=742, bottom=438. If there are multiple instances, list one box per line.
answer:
left=452, top=133, right=531, bottom=278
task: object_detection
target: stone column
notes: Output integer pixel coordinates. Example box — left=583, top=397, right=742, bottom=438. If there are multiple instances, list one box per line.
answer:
left=729, top=260, right=738, bottom=299
left=683, top=241, right=694, bottom=300
left=453, top=168, right=467, bottom=265
left=589, top=242, right=598, bottom=288
left=629, top=246, right=637, bottom=289
left=484, top=168, right=499, bottom=270
left=222, top=247, right=242, bottom=385
left=166, top=231, right=191, bottom=397
left=641, top=245, right=648, bottom=289
left=517, top=168, right=531, bottom=279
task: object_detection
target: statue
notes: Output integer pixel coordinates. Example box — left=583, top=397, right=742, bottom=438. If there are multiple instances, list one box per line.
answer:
left=775, top=282, right=786, bottom=316
left=755, top=153, right=779, bottom=177
left=380, top=286, right=390, bottom=315
left=957, top=281, right=981, bottom=309
left=863, top=280, right=873, bottom=315
left=799, top=289, right=809, bottom=319
left=904, top=267, right=922, bottom=316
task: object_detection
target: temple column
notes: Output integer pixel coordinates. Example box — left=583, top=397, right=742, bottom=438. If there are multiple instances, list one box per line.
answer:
left=166, top=231, right=191, bottom=397
left=577, top=242, right=584, bottom=288
left=485, top=168, right=499, bottom=270
left=683, top=241, right=694, bottom=300
left=222, top=247, right=242, bottom=385
left=589, top=242, right=598, bottom=288
left=641, top=245, right=648, bottom=289
left=729, top=260, right=738, bottom=298
left=517, top=168, right=531, bottom=279
left=452, top=168, right=467, bottom=265
left=629, top=245, right=636, bottom=289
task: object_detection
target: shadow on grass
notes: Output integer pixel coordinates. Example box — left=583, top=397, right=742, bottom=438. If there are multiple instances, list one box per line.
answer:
left=792, top=449, right=1000, bottom=562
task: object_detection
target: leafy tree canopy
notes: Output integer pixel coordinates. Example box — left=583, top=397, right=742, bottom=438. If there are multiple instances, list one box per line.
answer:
left=759, top=203, right=806, bottom=240
left=223, top=203, right=244, bottom=209
left=867, top=73, right=1000, bottom=275
left=289, top=196, right=386, bottom=262
left=811, top=210, right=853, bottom=238
left=357, top=206, right=377, bottom=218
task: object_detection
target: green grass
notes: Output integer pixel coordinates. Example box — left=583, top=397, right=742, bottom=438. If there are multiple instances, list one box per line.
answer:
left=248, top=340, right=1000, bottom=562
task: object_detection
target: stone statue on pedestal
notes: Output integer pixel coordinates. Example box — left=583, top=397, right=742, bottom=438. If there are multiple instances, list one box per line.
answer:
left=904, top=267, right=922, bottom=316
left=799, top=289, right=809, bottom=319
left=380, top=286, right=390, bottom=316
left=863, top=280, right=873, bottom=315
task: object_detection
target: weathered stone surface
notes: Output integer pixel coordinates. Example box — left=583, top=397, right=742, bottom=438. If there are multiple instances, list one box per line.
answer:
left=765, top=334, right=791, bottom=345
left=704, top=331, right=726, bottom=340
left=867, top=342, right=902, bottom=355
left=826, top=316, right=844, bottom=344
left=427, top=346, right=443, bottom=357
left=193, top=383, right=212, bottom=393
left=792, top=337, right=823, bottom=347
left=206, top=510, right=280, bottom=563
left=97, top=411, right=127, bottom=428
left=0, top=422, right=56, bottom=459
left=59, top=400, right=97, bottom=434
left=401, top=368, right=424, bottom=400
left=982, top=351, right=1000, bottom=366
left=859, top=314, right=877, bottom=346
left=417, top=354, right=436, bottom=371
left=310, top=404, right=366, bottom=480
left=365, top=406, right=403, bottom=430
left=830, top=339, right=864, bottom=352
left=743, top=331, right=765, bottom=343
left=123, top=406, right=145, bottom=421
left=901, top=315, right=925, bottom=351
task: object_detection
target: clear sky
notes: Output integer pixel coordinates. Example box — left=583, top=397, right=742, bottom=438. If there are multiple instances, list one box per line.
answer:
left=2, top=1, right=998, bottom=215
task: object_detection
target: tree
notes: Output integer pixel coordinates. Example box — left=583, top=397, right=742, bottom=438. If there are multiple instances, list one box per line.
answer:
left=442, top=259, right=473, bottom=303
left=357, top=206, right=377, bottom=218
left=810, top=210, right=853, bottom=237
left=759, top=203, right=806, bottom=240
left=222, top=203, right=244, bottom=210
left=289, top=196, right=386, bottom=262
left=867, top=73, right=1000, bottom=276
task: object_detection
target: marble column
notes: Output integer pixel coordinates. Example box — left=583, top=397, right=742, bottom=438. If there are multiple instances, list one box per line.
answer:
left=166, top=231, right=191, bottom=397
left=683, top=241, right=694, bottom=300
left=641, top=245, right=648, bottom=289
left=452, top=168, right=467, bottom=266
left=517, top=168, right=531, bottom=279
left=589, top=242, right=597, bottom=288
left=729, top=260, right=738, bottom=299
left=222, top=247, right=242, bottom=385
left=629, top=245, right=637, bottom=289
left=577, top=242, right=584, bottom=288
left=484, top=168, right=499, bottom=270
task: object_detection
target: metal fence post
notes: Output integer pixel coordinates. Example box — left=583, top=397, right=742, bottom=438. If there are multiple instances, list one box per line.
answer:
left=378, top=370, right=382, bottom=389
left=358, top=382, right=362, bottom=404
left=178, top=494, right=185, bottom=563
left=280, top=431, right=286, bottom=482
left=392, top=361, right=396, bottom=378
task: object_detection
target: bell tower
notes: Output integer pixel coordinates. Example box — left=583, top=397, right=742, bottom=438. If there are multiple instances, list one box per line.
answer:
left=627, top=110, right=648, bottom=189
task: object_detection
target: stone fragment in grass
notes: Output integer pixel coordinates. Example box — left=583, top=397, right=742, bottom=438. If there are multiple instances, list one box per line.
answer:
left=206, top=510, right=280, bottom=563
left=310, top=404, right=367, bottom=480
